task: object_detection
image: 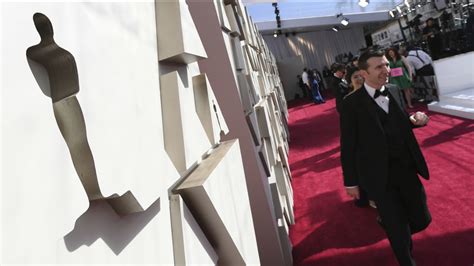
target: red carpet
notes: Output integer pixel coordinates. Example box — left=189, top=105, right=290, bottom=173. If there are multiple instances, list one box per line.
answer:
left=287, top=97, right=474, bottom=266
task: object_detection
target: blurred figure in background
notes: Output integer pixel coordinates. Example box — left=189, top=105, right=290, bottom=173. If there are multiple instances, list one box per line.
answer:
left=296, top=74, right=308, bottom=98
left=345, top=66, right=364, bottom=92
left=310, top=69, right=325, bottom=104
left=328, top=63, right=349, bottom=113
left=406, top=46, right=437, bottom=102
left=386, top=47, right=415, bottom=108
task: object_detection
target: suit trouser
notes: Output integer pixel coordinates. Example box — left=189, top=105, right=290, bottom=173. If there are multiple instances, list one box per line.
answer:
left=373, top=160, right=431, bottom=266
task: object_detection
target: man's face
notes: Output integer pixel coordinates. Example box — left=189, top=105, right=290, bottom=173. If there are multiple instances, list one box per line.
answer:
left=360, top=56, right=390, bottom=89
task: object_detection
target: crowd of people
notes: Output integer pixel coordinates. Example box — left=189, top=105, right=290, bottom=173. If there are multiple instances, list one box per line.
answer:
left=296, top=45, right=437, bottom=110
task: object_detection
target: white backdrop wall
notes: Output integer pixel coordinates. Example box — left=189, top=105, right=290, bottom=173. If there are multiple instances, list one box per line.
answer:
left=2, top=2, right=176, bottom=264
left=263, top=25, right=367, bottom=72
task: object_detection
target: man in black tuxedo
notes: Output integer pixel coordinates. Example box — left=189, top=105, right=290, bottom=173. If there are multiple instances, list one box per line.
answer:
left=328, top=63, right=350, bottom=114
left=340, top=50, right=431, bottom=266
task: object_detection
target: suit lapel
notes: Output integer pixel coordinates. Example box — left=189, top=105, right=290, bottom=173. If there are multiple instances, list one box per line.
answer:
left=387, top=85, right=411, bottom=133
left=387, top=85, right=403, bottom=111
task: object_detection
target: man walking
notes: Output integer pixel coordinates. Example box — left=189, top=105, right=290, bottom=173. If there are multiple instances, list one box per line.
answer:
left=340, top=50, right=431, bottom=266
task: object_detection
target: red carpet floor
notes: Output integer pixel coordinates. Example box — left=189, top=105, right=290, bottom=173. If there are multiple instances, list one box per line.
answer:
left=287, top=97, right=474, bottom=266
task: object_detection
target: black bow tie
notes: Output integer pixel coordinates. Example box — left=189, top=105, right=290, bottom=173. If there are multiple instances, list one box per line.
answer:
left=374, top=89, right=389, bottom=99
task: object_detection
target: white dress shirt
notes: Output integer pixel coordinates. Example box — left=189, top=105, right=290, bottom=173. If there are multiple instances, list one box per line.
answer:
left=406, top=49, right=433, bottom=70
left=365, top=83, right=389, bottom=113
left=302, top=71, right=309, bottom=85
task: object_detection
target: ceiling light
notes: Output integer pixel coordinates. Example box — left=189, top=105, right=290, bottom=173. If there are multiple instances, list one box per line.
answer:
left=273, top=32, right=277, bottom=38
left=417, top=4, right=422, bottom=7
left=336, top=13, right=349, bottom=26
left=358, top=0, right=369, bottom=8
left=396, top=6, right=402, bottom=13
left=389, top=10, right=395, bottom=17
left=404, top=0, right=410, bottom=8
left=341, top=18, right=349, bottom=26
left=332, top=26, right=339, bottom=32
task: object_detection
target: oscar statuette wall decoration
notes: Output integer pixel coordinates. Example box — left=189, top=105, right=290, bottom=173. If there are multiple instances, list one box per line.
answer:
left=26, top=13, right=143, bottom=216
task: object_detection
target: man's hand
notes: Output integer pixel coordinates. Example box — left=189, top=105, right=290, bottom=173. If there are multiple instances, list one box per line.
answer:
left=410, top=111, right=429, bottom=126
left=346, top=187, right=360, bottom=200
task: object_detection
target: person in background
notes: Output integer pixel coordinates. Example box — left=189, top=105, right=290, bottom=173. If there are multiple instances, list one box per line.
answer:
left=423, top=18, right=442, bottom=59
left=302, top=68, right=311, bottom=99
left=328, top=63, right=349, bottom=114
left=386, top=47, right=415, bottom=108
left=310, top=70, right=325, bottom=104
left=345, top=66, right=364, bottom=92
left=312, top=68, right=326, bottom=91
left=296, top=74, right=308, bottom=98
left=341, top=49, right=431, bottom=266
left=406, top=46, right=436, bottom=102
left=350, top=56, right=359, bottom=68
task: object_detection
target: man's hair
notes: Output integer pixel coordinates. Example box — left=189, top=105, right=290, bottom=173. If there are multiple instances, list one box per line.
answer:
left=358, top=49, right=385, bottom=70
left=331, top=63, right=345, bottom=73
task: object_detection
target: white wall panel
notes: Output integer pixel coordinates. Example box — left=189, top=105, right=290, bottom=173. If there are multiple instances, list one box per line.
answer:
left=2, top=2, right=174, bottom=264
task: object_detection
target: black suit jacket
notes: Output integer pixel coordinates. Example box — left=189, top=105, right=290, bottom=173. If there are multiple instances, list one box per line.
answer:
left=340, top=84, right=429, bottom=195
left=329, top=76, right=349, bottom=113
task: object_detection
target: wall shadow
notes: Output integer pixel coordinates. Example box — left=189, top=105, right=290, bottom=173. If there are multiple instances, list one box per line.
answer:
left=291, top=191, right=386, bottom=265
left=290, top=146, right=340, bottom=176
left=64, top=197, right=161, bottom=255
left=422, top=120, right=474, bottom=147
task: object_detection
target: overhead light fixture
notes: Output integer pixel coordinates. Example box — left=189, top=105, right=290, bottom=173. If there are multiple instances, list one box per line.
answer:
left=396, top=6, right=402, bottom=13
left=273, top=32, right=278, bottom=38
left=332, top=26, right=339, bottom=32
left=404, top=0, right=410, bottom=8
left=337, top=13, right=349, bottom=26
left=389, top=10, right=395, bottom=17
left=417, top=4, right=422, bottom=7
left=358, top=0, right=369, bottom=8
left=341, top=18, right=349, bottom=26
